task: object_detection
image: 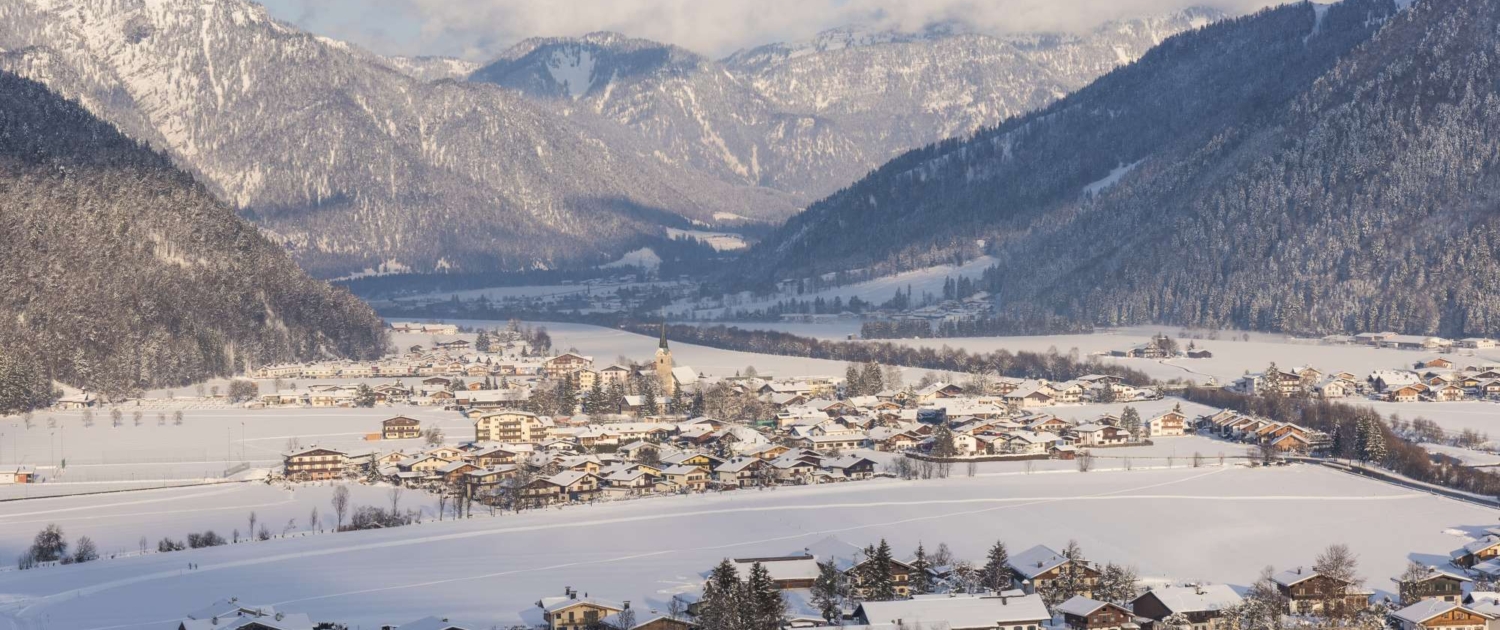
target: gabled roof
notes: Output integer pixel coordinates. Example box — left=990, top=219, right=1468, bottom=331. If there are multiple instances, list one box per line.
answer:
left=1271, top=567, right=1323, bottom=587
left=1008, top=545, right=1068, bottom=579
left=543, top=597, right=624, bottom=614
left=393, top=616, right=474, bottom=630
left=1134, top=584, right=1243, bottom=615
left=1391, top=600, right=1487, bottom=624
left=1056, top=596, right=1113, bottom=617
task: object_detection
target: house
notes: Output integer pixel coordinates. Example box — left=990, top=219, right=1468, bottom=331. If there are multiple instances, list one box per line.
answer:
left=282, top=447, right=349, bottom=481
left=1397, top=567, right=1470, bottom=604
left=382, top=416, right=422, bottom=440
left=0, top=466, right=35, bottom=484
left=1388, top=385, right=1425, bottom=403
left=1314, top=378, right=1353, bottom=400
left=854, top=593, right=1050, bottom=630
left=823, top=455, right=878, bottom=481
left=1145, top=408, right=1187, bottom=437
left=800, top=433, right=868, bottom=453
left=1452, top=536, right=1500, bottom=569
left=541, top=591, right=624, bottom=630
left=1072, top=424, right=1131, bottom=447
left=523, top=471, right=601, bottom=505
left=714, top=457, right=766, bottom=488
left=1130, top=584, right=1244, bottom=630
left=474, top=410, right=551, bottom=443
left=544, top=353, right=594, bottom=377
left=598, top=608, right=691, bottom=630
left=54, top=392, right=97, bottom=410
left=1009, top=545, right=1098, bottom=596
left=659, top=465, right=709, bottom=492
left=1389, top=600, right=1493, bottom=630
left=732, top=556, right=819, bottom=589
left=1057, top=596, right=1137, bottom=630
left=1272, top=566, right=1371, bottom=615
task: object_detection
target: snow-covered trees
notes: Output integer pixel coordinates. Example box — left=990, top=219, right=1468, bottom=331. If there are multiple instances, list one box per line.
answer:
left=979, top=541, right=1011, bottom=592
left=1120, top=407, right=1142, bottom=441
left=909, top=543, right=933, bottom=595
left=693, top=560, right=790, bottom=630
left=861, top=540, right=898, bottom=601
left=1040, top=540, right=1092, bottom=607
left=0, top=75, right=386, bottom=401
left=812, top=559, right=847, bottom=623
left=1094, top=563, right=1140, bottom=604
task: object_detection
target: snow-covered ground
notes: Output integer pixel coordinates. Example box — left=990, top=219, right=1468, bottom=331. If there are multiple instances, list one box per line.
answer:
left=0, top=407, right=472, bottom=499
left=0, top=464, right=1488, bottom=629
left=685, top=256, right=1000, bottom=318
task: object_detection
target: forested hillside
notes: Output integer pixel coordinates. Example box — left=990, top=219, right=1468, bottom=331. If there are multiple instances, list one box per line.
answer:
left=747, top=0, right=1500, bottom=338
left=0, top=71, right=387, bottom=410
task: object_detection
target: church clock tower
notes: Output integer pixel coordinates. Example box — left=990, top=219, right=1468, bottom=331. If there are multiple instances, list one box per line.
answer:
left=654, top=324, right=674, bottom=393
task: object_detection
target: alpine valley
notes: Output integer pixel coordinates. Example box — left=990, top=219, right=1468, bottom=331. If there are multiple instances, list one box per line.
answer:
left=0, top=0, right=1217, bottom=277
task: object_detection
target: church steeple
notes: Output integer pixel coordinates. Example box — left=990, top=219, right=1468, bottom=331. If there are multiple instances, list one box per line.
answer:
left=655, top=322, right=674, bottom=394
left=659, top=323, right=669, bottom=350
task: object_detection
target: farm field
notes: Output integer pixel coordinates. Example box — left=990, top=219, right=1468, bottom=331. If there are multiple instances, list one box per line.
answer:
left=0, top=464, right=1488, bottom=629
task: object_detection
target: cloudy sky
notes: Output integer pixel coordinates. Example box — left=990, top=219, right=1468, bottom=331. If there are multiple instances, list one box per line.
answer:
left=257, top=0, right=1289, bottom=62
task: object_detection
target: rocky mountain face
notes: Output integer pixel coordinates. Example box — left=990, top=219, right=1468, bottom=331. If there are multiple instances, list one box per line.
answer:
left=0, top=0, right=798, bottom=278
left=748, top=0, right=1500, bottom=338
left=471, top=12, right=1223, bottom=202
left=0, top=70, right=387, bottom=403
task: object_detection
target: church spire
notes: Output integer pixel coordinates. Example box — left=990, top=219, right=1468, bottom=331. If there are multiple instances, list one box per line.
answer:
left=659, top=323, right=669, bottom=350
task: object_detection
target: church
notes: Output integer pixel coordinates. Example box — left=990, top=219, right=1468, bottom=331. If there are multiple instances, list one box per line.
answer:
left=653, top=325, right=700, bottom=396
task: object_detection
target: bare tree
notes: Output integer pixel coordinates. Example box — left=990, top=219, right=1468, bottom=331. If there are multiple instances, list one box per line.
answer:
left=331, top=485, right=350, bottom=532
left=173, top=410, right=184, bottom=426
left=1192, top=452, right=1203, bottom=468
left=388, top=486, right=404, bottom=514
left=248, top=511, right=257, bottom=540
left=1076, top=452, right=1094, bottom=472
left=966, top=460, right=978, bottom=478
left=309, top=507, right=320, bottom=532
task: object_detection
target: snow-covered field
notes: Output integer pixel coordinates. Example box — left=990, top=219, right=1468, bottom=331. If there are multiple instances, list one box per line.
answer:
left=685, top=256, right=1000, bottom=318
left=0, top=407, right=472, bottom=499
left=0, top=464, right=1489, bottom=629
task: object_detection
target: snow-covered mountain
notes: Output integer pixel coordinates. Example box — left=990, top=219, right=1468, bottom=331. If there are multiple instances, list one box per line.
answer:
left=471, top=10, right=1224, bottom=201
left=0, top=0, right=1223, bottom=277
left=0, top=0, right=798, bottom=278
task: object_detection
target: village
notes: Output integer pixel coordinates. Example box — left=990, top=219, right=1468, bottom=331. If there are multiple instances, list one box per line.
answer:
left=14, top=321, right=1500, bottom=630
left=180, top=517, right=1500, bottom=630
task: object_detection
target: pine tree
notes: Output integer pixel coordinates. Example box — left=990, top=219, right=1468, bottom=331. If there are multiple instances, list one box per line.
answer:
left=1120, top=407, right=1142, bottom=440
left=812, top=559, right=845, bottom=624
left=931, top=424, right=958, bottom=458
left=861, top=362, right=884, bottom=394
left=909, top=543, right=933, bottom=595
left=864, top=539, right=897, bottom=601
left=744, top=562, right=787, bottom=629
left=980, top=540, right=1011, bottom=592
left=846, top=364, right=864, bottom=397
left=475, top=330, right=491, bottom=352
left=585, top=379, right=605, bottom=415
left=354, top=384, right=376, bottom=408
left=699, top=559, right=743, bottom=630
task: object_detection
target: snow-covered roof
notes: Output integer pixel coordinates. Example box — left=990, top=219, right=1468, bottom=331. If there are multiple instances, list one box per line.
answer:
left=1391, top=600, right=1478, bottom=624
left=1008, top=545, right=1067, bottom=579
left=393, top=616, right=473, bottom=630
left=1271, top=567, right=1320, bottom=587
left=1136, top=584, right=1243, bottom=614
left=857, top=593, right=1049, bottom=628
left=1055, top=595, right=1112, bottom=617
left=732, top=556, right=819, bottom=582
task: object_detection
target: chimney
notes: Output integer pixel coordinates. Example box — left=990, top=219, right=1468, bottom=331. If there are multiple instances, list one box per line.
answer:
left=624, top=601, right=632, bottom=610
left=1195, top=584, right=1205, bottom=596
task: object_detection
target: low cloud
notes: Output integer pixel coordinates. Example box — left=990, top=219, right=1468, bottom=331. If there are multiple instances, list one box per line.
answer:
left=261, top=0, right=1289, bottom=61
